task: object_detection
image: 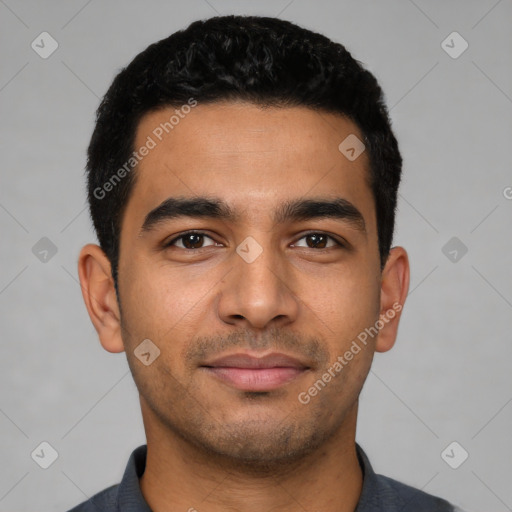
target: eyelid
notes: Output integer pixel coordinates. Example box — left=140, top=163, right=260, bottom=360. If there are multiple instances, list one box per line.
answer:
left=164, top=230, right=217, bottom=249
left=291, top=230, right=346, bottom=249
left=164, top=230, right=346, bottom=250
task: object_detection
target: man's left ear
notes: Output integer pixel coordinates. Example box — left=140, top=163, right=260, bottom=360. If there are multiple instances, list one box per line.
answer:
left=375, top=246, right=410, bottom=353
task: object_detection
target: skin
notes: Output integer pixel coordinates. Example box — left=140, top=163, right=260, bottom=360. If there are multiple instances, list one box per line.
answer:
left=78, top=101, right=409, bottom=512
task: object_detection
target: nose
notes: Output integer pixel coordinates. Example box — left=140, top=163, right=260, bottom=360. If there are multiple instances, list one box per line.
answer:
left=216, top=238, right=299, bottom=330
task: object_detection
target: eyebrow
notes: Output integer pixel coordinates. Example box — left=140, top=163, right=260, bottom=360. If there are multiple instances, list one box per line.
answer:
left=139, top=196, right=366, bottom=236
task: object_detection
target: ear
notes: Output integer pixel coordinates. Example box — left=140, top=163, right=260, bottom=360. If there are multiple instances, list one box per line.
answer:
left=77, top=243, right=125, bottom=353
left=375, top=246, right=410, bottom=353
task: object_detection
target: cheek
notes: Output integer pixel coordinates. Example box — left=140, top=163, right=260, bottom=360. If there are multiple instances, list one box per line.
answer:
left=120, top=260, right=216, bottom=351
left=303, top=264, right=380, bottom=337
left=304, top=272, right=380, bottom=385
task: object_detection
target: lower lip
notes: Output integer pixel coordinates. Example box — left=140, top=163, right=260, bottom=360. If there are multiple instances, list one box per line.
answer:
left=202, top=367, right=306, bottom=391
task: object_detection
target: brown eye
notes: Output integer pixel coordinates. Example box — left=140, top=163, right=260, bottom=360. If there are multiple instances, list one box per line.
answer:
left=293, top=233, right=341, bottom=249
left=306, top=234, right=328, bottom=248
left=166, top=232, right=216, bottom=249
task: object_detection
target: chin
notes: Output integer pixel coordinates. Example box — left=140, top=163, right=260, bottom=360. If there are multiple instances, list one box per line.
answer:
left=183, top=416, right=329, bottom=474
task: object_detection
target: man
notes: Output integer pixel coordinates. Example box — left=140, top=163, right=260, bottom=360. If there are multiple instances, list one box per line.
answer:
left=70, top=14, right=464, bottom=512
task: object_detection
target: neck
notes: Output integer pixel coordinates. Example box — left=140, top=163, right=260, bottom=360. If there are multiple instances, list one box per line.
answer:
left=139, top=401, right=363, bottom=512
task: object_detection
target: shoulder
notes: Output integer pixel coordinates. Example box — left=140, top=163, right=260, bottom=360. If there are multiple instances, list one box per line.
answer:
left=64, top=444, right=149, bottom=512
left=363, top=472, right=461, bottom=511
left=355, top=444, right=464, bottom=512
left=65, top=483, right=119, bottom=512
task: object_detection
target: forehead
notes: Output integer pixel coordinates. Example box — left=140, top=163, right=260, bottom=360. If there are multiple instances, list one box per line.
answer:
left=124, top=101, right=374, bottom=232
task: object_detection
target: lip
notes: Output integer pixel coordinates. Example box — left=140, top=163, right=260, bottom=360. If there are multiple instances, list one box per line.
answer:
left=200, top=352, right=310, bottom=391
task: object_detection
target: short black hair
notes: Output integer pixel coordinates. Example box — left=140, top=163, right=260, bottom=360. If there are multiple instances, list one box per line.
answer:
left=86, top=15, right=402, bottom=297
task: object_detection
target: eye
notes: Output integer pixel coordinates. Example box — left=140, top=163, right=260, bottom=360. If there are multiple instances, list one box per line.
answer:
left=293, top=232, right=343, bottom=249
left=165, top=231, right=219, bottom=250
left=164, top=231, right=344, bottom=251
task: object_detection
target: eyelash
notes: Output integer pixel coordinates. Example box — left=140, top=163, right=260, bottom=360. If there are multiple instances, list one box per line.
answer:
left=163, top=230, right=345, bottom=251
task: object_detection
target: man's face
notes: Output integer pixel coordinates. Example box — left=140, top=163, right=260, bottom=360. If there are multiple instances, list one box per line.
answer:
left=116, top=102, right=382, bottom=466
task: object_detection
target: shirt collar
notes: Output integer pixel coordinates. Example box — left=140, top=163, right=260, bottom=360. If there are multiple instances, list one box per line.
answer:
left=115, top=443, right=386, bottom=511
left=116, top=444, right=151, bottom=511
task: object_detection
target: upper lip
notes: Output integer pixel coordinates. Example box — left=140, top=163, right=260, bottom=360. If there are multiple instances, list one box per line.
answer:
left=201, top=352, right=310, bottom=369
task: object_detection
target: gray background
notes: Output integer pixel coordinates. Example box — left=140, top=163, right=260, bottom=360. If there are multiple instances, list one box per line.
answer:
left=1, top=1, right=511, bottom=511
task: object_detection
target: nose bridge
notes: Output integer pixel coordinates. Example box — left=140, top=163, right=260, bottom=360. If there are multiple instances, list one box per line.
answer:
left=216, top=233, right=298, bottom=329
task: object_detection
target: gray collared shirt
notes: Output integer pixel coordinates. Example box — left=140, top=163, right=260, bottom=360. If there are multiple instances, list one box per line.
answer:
left=67, top=444, right=463, bottom=511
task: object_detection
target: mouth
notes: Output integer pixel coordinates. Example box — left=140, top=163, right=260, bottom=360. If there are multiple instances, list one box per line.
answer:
left=200, top=352, right=311, bottom=392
